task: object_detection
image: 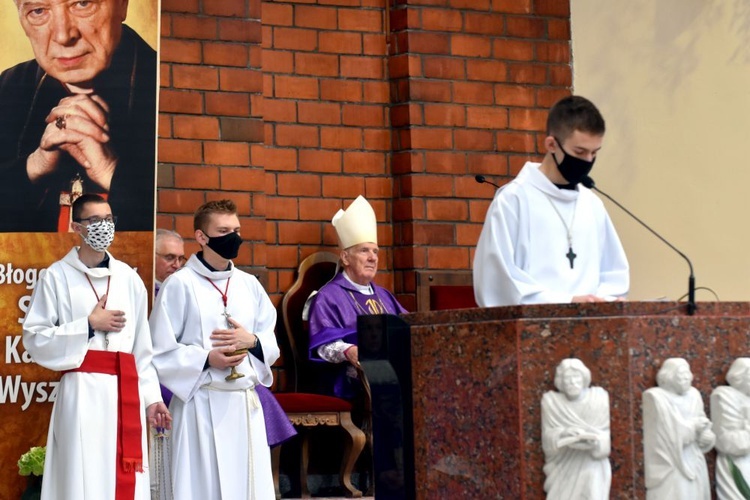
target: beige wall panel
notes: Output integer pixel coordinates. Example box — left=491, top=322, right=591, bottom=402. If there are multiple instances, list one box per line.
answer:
left=572, top=0, right=750, bottom=301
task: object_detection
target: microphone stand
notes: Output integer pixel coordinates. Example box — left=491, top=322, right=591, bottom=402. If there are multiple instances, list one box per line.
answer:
left=583, top=177, right=696, bottom=315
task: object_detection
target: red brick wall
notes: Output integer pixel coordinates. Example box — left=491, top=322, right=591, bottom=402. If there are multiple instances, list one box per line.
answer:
left=157, top=0, right=572, bottom=310
left=262, top=0, right=395, bottom=307
left=158, top=0, right=266, bottom=276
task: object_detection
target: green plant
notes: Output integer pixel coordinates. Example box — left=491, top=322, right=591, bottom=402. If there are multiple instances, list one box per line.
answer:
left=729, top=456, right=750, bottom=499
left=17, top=446, right=45, bottom=477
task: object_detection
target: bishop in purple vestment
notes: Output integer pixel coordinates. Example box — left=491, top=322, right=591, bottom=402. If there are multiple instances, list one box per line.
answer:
left=308, top=196, right=407, bottom=399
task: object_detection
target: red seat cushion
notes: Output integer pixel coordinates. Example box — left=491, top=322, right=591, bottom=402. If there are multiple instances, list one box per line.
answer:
left=274, top=392, right=353, bottom=413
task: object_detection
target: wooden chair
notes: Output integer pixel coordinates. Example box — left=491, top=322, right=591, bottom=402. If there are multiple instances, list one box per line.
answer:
left=415, top=270, right=477, bottom=312
left=272, top=251, right=366, bottom=498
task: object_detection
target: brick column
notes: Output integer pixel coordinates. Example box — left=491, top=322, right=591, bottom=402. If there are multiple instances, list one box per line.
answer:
left=158, top=0, right=267, bottom=279
left=261, top=0, right=393, bottom=301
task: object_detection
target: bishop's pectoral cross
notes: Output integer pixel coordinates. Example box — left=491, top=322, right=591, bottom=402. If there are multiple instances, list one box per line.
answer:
left=566, top=247, right=577, bottom=269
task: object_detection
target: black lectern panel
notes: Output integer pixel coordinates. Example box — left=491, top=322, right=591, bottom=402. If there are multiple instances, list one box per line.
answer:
left=357, top=314, right=415, bottom=500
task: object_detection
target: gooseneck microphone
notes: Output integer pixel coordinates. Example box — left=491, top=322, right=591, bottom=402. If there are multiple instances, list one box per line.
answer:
left=475, top=174, right=502, bottom=189
left=582, top=176, right=696, bottom=315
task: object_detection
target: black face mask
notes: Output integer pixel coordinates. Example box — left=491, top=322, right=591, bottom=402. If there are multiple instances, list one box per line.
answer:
left=205, top=232, right=243, bottom=259
left=552, top=137, right=595, bottom=186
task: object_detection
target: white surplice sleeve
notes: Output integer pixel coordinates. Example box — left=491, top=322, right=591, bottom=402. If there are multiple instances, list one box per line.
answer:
left=149, top=277, right=211, bottom=403
left=22, top=265, right=90, bottom=371
left=594, top=209, right=629, bottom=299
left=128, top=269, right=163, bottom=407
left=244, top=276, right=279, bottom=388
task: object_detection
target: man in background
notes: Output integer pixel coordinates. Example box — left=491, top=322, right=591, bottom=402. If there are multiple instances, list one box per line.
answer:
left=154, top=229, right=185, bottom=295
left=0, top=0, right=156, bottom=232
left=150, top=228, right=185, bottom=499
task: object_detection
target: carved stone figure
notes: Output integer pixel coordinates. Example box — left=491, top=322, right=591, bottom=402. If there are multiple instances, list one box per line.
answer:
left=711, top=358, right=750, bottom=500
left=643, top=358, right=715, bottom=499
left=541, top=358, right=611, bottom=499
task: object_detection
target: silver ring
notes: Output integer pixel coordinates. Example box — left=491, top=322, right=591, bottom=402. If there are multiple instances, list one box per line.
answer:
left=55, top=115, right=67, bottom=130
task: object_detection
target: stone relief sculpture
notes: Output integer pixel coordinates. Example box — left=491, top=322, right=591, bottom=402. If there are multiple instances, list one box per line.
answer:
left=541, top=358, right=611, bottom=499
left=643, top=358, right=715, bottom=499
left=711, top=357, right=750, bottom=500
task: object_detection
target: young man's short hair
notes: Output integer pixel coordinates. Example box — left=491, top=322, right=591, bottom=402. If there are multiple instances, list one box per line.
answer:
left=547, top=95, right=606, bottom=141
left=72, top=194, right=108, bottom=222
left=194, top=199, right=237, bottom=231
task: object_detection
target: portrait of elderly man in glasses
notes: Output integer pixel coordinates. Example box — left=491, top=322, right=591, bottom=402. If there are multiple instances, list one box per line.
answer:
left=0, top=0, right=156, bottom=232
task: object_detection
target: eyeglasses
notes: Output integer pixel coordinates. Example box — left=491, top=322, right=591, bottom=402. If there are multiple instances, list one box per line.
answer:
left=156, top=253, right=187, bottom=266
left=75, top=215, right=118, bottom=225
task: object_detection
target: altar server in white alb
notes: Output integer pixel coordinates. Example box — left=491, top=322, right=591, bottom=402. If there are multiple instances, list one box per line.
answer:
left=149, top=199, right=279, bottom=499
left=22, top=194, right=171, bottom=500
left=473, top=95, right=629, bottom=307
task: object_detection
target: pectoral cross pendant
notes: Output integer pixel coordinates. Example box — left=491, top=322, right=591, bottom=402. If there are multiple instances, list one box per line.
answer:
left=222, top=308, right=232, bottom=329
left=566, top=247, right=577, bottom=269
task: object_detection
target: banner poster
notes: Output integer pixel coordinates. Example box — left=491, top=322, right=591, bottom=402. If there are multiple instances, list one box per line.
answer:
left=0, top=1, right=159, bottom=497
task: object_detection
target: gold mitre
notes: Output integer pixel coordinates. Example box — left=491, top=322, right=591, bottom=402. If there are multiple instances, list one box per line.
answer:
left=332, top=195, right=377, bottom=249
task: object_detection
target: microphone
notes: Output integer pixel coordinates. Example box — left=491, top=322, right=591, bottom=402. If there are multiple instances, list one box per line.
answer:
left=475, top=174, right=501, bottom=189
left=582, top=176, right=696, bottom=315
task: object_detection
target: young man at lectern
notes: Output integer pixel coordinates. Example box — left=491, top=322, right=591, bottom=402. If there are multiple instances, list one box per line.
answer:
left=473, top=95, right=629, bottom=307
